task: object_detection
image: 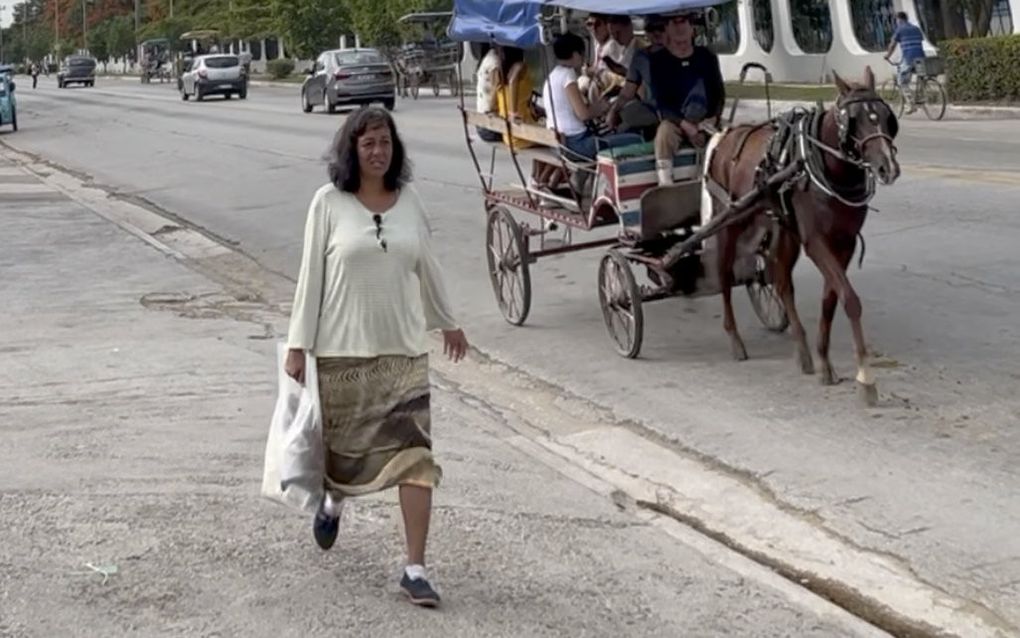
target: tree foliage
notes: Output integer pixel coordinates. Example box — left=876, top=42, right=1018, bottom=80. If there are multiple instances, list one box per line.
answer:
left=269, top=0, right=349, bottom=59
left=347, top=0, right=452, bottom=50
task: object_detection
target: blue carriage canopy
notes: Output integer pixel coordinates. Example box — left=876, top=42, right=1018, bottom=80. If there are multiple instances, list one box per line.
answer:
left=447, top=0, right=729, bottom=49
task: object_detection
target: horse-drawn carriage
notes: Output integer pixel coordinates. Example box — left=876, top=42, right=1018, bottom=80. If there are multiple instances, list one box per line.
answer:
left=449, top=0, right=902, bottom=404
left=394, top=12, right=462, bottom=99
left=140, top=38, right=172, bottom=84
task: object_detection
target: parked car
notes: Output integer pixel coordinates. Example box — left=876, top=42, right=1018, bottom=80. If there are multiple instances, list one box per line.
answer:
left=179, top=54, right=247, bottom=102
left=58, top=56, right=96, bottom=88
left=0, top=74, right=17, bottom=132
left=301, top=48, right=395, bottom=114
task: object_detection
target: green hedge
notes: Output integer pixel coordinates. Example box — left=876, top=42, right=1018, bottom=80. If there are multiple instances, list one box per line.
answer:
left=943, top=34, right=1020, bottom=103
left=266, top=59, right=295, bottom=80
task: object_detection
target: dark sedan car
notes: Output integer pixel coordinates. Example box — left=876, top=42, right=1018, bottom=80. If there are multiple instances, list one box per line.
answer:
left=301, top=48, right=395, bottom=113
left=58, top=56, right=97, bottom=88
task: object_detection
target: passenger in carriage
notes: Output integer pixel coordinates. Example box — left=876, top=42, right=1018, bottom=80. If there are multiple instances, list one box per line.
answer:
left=541, top=33, right=643, bottom=163
left=602, top=15, right=639, bottom=87
left=579, top=14, right=626, bottom=102
left=495, top=46, right=538, bottom=149
left=605, top=14, right=668, bottom=138
left=474, top=43, right=503, bottom=142
left=649, top=11, right=725, bottom=186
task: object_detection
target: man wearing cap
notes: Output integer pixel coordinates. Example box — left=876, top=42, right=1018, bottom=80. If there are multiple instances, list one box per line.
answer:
left=649, top=11, right=725, bottom=186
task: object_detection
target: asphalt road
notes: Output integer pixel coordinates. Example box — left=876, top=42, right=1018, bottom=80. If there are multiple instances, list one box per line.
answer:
left=5, top=78, right=1020, bottom=632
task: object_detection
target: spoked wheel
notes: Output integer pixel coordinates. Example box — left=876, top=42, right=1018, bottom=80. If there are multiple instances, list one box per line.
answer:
left=878, top=79, right=905, bottom=118
left=485, top=206, right=531, bottom=326
left=746, top=253, right=789, bottom=333
left=920, top=78, right=947, bottom=121
left=598, top=250, right=644, bottom=359
left=432, top=79, right=440, bottom=97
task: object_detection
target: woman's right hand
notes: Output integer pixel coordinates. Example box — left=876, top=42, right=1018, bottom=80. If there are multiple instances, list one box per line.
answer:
left=285, top=348, right=306, bottom=384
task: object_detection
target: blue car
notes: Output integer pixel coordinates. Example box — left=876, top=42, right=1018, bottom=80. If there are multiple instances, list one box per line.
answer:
left=0, top=71, right=17, bottom=132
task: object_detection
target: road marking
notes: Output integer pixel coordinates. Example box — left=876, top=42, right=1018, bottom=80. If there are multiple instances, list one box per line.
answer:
left=0, top=182, right=57, bottom=194
left=903, top=164, right=1020, bottom=186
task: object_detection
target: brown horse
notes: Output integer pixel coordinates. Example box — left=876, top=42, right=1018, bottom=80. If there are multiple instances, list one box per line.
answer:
left=704, top=67, right=900, bottom=405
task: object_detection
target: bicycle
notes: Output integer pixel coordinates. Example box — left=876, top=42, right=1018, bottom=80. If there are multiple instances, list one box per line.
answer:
left=879, top=57, right=947, bottom=121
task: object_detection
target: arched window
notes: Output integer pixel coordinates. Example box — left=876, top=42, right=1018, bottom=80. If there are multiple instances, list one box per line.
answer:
left=705, top=0, right=741, bottom=54
left=851, top=0, right=896, bottom=51
left=791, top=0, right=833, bottom=53
left=753, top=0, right=775, bottom=52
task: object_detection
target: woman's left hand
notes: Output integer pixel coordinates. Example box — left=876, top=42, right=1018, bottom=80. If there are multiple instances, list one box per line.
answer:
left=442, top=329, right=469, bottom=363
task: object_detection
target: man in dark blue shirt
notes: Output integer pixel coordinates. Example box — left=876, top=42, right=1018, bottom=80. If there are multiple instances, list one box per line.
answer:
left=885, top=11, right=926, bottom=113
left=649, top=12, right=725, bottom=185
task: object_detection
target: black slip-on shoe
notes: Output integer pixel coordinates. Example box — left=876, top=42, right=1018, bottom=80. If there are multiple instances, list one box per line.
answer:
left=400, top=573, right=441, bottom=608
left=312, top=499, right=340, bottom=550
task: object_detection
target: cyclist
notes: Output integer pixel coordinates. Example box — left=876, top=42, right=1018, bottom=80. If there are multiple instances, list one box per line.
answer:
left=884, top=11, right=925, bottom=114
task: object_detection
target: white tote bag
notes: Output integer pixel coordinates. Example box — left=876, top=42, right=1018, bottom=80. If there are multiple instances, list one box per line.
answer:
left=260, top=343, right=324, bottom=515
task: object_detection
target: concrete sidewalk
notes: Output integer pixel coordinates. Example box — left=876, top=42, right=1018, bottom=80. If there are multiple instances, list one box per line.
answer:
left=0, top=158, right=882, bottom=636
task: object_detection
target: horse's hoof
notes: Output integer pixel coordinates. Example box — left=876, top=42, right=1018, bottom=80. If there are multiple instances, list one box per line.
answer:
left=797, top=349, right=815, bottom=375
left=731, top=341, right=749, bottom=361
left=858, top=382, right=879, bottom=407
left=819, top=366, right=839, bottom=386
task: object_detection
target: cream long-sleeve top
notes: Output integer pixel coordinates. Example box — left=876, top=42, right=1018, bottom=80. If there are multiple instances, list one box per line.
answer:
left=286, top=183, right=459, bottom=358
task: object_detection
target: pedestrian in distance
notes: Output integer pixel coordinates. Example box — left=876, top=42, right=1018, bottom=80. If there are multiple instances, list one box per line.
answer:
left=284, top=106, right=469, bottom=608
left=31, top=63, right=39, bottom=89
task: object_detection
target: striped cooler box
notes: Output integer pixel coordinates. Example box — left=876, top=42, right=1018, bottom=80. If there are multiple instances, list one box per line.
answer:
left=596, top=142, right=702, bottom=231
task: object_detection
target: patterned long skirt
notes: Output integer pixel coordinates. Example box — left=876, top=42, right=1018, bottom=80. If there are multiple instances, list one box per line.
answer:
left=317, top=354, right=440, bottom=498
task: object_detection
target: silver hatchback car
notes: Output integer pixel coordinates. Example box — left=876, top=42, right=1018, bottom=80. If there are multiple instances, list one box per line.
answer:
left=301, top=48, right=396, bottom=113
left=180, top=54, right=248, bottom=102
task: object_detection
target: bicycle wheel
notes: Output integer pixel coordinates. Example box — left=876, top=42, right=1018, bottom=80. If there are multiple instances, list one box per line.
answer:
left=920, top=78, right=947, bottom=121
left=878, top=79, right=905, bottom=118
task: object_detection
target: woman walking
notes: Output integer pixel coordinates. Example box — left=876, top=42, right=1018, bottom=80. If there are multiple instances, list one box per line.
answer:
left=284, top=107, right=468, bottom=608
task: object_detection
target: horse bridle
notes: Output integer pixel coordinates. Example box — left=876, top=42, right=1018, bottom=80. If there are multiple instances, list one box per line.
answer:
left=834, top=93, right=899, bottom=165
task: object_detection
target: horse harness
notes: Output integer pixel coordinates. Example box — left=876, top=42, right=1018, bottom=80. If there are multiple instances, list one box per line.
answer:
left=717, top=92, right=897, bottom=224
left=662, top=92, right=896, bottom=268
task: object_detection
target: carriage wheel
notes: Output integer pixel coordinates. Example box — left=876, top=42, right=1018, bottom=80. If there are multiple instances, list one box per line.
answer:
left=486, top=206, right=531, bottom=326
left=432, top=78, right=441, bottom=97
left=598, top=250, right=644, bottom=359
left=411, top=81, right=420, bottom=100
left=746, top=253, right=789, bottom=333
left=448, top=72, right=460, bottom=97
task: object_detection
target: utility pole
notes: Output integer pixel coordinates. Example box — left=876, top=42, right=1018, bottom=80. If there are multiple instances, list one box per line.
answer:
left=169, top=0, right=173, bottom=19
left=81, top=0, right=85, bottom=52
left=54, top=0, right=59, bottom=59
left=1, top=5, right=6, bottom=64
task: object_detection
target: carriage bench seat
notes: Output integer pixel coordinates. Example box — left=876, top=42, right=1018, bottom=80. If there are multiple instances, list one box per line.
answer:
left=596, top=142, right=703, bottom=237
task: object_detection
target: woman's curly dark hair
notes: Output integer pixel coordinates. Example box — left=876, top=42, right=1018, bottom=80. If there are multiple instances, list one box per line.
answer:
left=326, top=107, right=411, bottom=193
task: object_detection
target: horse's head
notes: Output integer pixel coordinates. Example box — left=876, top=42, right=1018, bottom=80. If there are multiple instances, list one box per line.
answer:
left=832, top=67, right=901, bottom=186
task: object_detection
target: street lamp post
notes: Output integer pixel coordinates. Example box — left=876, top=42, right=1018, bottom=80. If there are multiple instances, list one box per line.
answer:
left=81, top=0, right=86, bottom=51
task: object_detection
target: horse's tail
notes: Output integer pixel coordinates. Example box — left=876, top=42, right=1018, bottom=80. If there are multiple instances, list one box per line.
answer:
left=701, top=131, right=726, bottom=229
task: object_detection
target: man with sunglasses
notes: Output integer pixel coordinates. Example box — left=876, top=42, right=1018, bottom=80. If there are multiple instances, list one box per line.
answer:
left=580, top=13, right=626, bottom=102
left=649, top=11, right=725, bottom=186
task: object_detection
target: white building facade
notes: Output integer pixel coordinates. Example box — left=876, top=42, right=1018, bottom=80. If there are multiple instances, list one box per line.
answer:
left=456, top=0, right=1017, bottom=85
left=709, top=0, right=1017, bottom=83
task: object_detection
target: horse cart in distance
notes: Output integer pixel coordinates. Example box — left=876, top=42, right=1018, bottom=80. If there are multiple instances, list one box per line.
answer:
left=140, top=38, right=172, bottom=84
left=395, top=11, right=462, bottom=99
left=448, top=0, right=788, bottom=359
